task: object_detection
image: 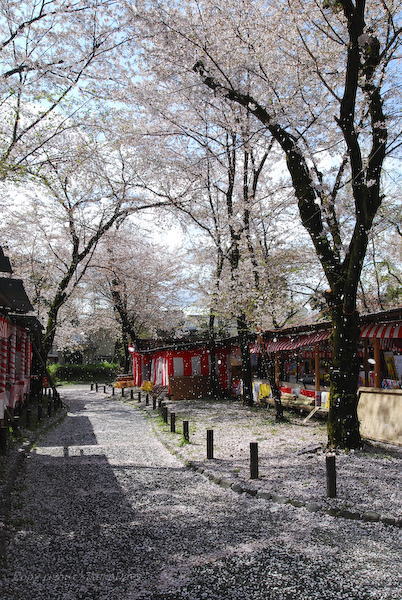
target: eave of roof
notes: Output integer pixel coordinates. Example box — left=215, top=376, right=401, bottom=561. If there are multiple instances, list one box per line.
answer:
left=0, top=277, right=33, bottom=313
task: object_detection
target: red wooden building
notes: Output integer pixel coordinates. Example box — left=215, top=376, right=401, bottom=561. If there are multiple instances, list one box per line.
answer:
left=130, top=338, right=239, bottom=398
left=0, top=246, right=36, bottom=423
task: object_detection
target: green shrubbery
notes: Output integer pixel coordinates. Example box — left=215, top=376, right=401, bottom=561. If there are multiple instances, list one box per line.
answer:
left=48, top=362, right=118, bottom=383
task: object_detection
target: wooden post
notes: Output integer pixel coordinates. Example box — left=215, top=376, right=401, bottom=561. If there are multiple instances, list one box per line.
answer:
left=314, top=346, right=320, bottom=406
left=130, top=389, right=134, bottom=400
left=121, top=387, right=125, bottom=397
left=183, top=420, right=189, bottom=442
left=163, top=406, right=168, bottom=423
left=145, top=393, right=149, bottom=406
left=274, top=353, right=280, bottom=387
left=25, top=407, right=31, bottom=428
left=170, top=412, right=176, bottom=433
left=0, top=427, right=8, bottom=455
left=326, top=454, right=337, bottom=498
left=112, top=387, right=115, bottom=396
left=250, top=442, right=259, bottom=479
left=373, top=337, right=381, bottom=388
left=138, top=392, right=141, bottom=402
left=152, top=396, right=157, bottom=410
left=363, top=338, right=369, bottom=387
left=314, top=347, right=320, bottom=391
left=207, top=429, right=214, bottom=459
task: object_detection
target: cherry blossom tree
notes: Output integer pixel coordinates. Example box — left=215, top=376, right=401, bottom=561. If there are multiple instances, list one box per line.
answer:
left=130, top=0, right=401, bottom=448
left=0, top=0, right=130, bottom=180
left=88, top=224, right=187, bottom=370
left=129, top=105, right=317, bottom=403
left=0, top=133, right=173, bottom=364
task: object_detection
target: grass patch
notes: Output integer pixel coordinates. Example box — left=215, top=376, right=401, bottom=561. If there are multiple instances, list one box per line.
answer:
left=179, top=437, right=190, bottom=447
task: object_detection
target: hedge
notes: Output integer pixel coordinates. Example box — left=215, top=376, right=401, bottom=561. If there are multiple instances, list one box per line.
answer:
left=48, top=362, right=119, bottom=383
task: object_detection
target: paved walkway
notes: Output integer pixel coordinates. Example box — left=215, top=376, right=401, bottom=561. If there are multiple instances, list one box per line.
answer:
left=0, top=388, right=400, bottom=600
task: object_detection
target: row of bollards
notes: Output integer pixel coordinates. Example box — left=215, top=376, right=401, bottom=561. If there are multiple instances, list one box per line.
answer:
left=1, top=387, right=63, bottom=456
left=89, top=381, right=337, bottom=498
left=204, top=432, right=336, bottom=495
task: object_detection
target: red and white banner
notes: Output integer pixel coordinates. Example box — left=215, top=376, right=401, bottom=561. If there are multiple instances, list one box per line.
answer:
left=360, top=322, right=401, bottom=339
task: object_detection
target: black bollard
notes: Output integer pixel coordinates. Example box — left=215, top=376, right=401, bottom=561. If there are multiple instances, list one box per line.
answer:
left=152, top=396, right=157, bottom=410
left=183, top=420, right=189, bottom=442
left=326, top=454, right=337, bottom=498
left=163, top=405, right=168, bottom=423
left=207, top=429, right=214, bottom=459
left=95, top=383, right=98, bottom=393
left=138, top=392, right=141, bottom=403
left=104, top=385, right=106, bottom=393
left=145, top=393, right=149, bottom=406
left=158, top=398, right=162, bottom=408
left=0, top=427, right=7, bottom=455
left=250, top=442, right=259, bottom=479
left=112, top=387, right=115, bottom=396
left=170, top=412, right=176, bottom=433
left=130, top=389, right=134, bottom=400
left=90, top=383, right=94, bottom=391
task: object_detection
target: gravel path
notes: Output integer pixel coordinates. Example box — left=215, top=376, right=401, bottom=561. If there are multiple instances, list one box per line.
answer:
left=0, top=387, right=401, bottom=600
left=147, top=397, right=401, bottom=520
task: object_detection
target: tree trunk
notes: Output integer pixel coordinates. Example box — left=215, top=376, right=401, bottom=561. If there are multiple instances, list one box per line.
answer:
left=237, top=314, right=253, bottom=406
left=208, top=311, right=221, bottom=398
left=262, top=350, right=284, bottom=421
left=327, top=306, right=362, bottom=449
left=42, top=295, right=65, bottom=362
left=121, top=330, right=130, bottom=373
left=110, top=277, right=137, bottom=372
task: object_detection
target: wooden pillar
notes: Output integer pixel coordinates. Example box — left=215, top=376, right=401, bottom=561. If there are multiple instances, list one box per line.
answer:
left=373, top=337, right=381, bottom=388
left=314, top=346, right=320, bottom=393
left=363, top=338, right=369, bottom=387
left=274, top=353, right=280, bottom=387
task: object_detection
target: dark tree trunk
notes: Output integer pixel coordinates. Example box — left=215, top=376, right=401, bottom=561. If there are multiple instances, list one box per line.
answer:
left=237, top=314, right=253, bottom=406
left=109, top=277, right=137, bottom=372
left=208, top=312, right=221, bottom=398
left=121, top=329, right=130, bottom=373
left=328, top=305, right=362, bottom=449
left=262, top=350, right=284, bottom=421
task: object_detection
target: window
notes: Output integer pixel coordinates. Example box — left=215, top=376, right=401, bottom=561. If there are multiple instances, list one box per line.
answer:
left=173, top=357, right=184, bottom=376
left=191, top=355, right=201, bottom=375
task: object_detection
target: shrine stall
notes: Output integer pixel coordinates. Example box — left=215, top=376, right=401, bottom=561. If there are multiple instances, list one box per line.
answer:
left=130, top=340, right=238, bottom=399
left=0, top=246, right=35, bottom=424
left=0, top=314, right=32, bottom=421
left=255, top=308, right=401, bottom=443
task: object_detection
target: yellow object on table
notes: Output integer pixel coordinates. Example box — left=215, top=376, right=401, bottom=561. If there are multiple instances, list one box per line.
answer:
left=259, top=383, right=271, bottom=399
left=141, top=380, right=153, bottom=392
